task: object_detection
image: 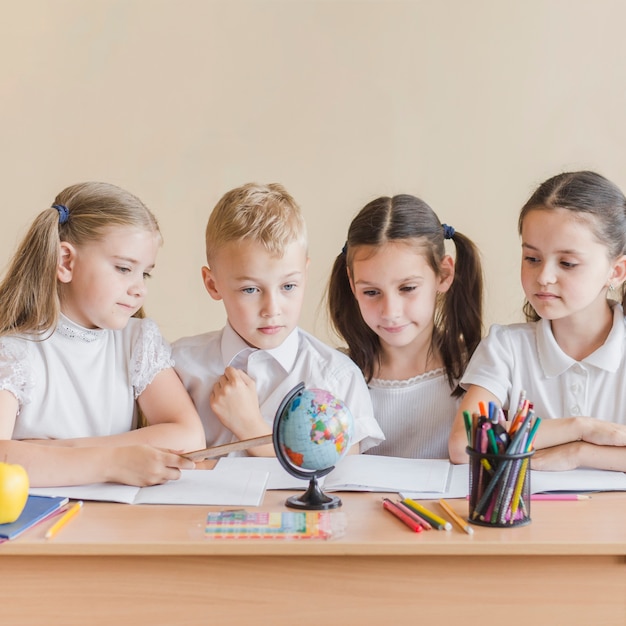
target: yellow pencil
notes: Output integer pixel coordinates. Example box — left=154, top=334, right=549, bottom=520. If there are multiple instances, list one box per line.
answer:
left=403, top=498, right=452, bottom=530
left=45, top=501, right=83, bottom=539
left=438, top=498, right=474, bottom=535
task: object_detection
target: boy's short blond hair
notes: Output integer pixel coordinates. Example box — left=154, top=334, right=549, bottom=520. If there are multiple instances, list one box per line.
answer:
left=205, top=182, right=308, bottom=264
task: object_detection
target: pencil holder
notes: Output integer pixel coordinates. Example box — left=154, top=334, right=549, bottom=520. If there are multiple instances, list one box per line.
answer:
left=466, top=446, right=533, bottom=527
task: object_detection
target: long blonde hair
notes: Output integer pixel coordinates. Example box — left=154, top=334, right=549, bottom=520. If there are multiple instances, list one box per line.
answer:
left=0, top=181, right=160, bottom=337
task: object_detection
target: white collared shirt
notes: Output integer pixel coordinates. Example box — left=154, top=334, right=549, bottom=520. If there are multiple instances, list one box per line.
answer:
left=460, top=304, right=626, bottom=423
left=172, top=323, right=385, bottom=451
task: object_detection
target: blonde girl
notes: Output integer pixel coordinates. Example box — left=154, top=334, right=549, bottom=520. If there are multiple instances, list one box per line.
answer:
left=0, top=182, right=205, bottom=486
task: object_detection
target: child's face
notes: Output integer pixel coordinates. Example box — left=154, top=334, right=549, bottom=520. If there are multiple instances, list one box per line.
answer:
left=521, top=208, right=618, bottom=323
left=57, top=226, right=160, bottom=330
left=348, top=242, right=453, bottom=354
left=203, top=239, right=308, bottom=350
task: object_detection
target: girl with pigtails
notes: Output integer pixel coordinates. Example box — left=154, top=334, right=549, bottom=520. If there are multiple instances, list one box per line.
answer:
left=328, top=194, right=484, bottom=458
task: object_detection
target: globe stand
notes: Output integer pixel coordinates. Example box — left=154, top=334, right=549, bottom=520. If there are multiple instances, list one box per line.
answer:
left=273, top=382, right=352, bottom=511
left=285, top=473, right=342, bottom=510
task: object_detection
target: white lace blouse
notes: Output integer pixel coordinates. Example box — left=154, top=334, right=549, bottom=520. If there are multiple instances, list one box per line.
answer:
left=366, top=368, right=459, bottom=459
left=0, top=315, right=173, bottom=440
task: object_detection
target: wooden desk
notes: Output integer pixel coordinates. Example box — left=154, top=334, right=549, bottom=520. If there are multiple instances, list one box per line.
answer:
left=1, top=490, right=625, bottom=625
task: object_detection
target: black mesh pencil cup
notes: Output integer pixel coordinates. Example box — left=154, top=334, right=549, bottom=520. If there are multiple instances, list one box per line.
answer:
left=467, top=446, right=534, bottom=527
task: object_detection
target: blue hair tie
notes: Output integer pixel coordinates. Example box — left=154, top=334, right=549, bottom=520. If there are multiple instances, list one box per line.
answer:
left=52, top=204, right=69, bottom=225
left=442, top=223, right=455, bottom=239
left=341, top=242, right=348, bottom=255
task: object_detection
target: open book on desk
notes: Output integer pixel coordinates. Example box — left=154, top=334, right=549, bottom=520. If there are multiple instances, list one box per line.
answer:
left=215, top=455, right=451, bottom=494
left=29, top=467, right=269, bottom=506
left=401, top=463, right=626, bottom=500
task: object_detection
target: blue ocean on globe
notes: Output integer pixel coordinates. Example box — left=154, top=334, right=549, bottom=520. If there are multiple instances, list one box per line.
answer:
left=277, top=388, right=354, bottom=472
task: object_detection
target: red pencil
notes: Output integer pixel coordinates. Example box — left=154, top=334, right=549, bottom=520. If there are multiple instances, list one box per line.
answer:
left=395, top=500, right=433, bottom=530
left=382, top=499, right=423, bottom=533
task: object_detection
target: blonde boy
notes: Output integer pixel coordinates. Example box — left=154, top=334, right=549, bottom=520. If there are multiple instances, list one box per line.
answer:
left=172, top=182, right=384, bottom=454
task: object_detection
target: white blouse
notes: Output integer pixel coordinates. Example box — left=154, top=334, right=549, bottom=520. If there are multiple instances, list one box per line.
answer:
left=0, top=315, right=173, bottom=440
left=366, top=368, right=459, bottom=459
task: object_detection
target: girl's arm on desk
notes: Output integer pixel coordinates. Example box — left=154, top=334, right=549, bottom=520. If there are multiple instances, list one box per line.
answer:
left=532, top=441, right=626, bottom=472
left=0, top=381, right=198, bottom=487
left=449, top=385, right=626, bottom=470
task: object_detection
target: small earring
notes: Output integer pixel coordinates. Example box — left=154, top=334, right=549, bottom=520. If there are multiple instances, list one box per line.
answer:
left=608, top=283, right=616, bottom=294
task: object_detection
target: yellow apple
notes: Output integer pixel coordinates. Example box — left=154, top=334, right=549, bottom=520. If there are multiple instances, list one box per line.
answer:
left=0, top=462, right=29, bottom=524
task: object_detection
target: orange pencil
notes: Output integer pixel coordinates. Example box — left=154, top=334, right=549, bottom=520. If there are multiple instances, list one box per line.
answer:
left=45, top=501, right=83, bottom=539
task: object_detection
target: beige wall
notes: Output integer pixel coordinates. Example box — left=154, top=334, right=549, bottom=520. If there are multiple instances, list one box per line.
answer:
left=2, top=0, right=626, bottom=345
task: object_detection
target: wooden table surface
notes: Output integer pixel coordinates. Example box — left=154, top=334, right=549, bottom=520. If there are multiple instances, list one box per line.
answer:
left=1, top=490, right=625, bottom=625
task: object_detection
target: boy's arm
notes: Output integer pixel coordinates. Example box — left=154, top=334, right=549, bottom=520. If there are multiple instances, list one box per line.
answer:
left=209, top=366, right=275, bottom=456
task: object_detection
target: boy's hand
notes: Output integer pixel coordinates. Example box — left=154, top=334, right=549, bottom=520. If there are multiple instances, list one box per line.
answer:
left=209, top=367, right=268, bottom=438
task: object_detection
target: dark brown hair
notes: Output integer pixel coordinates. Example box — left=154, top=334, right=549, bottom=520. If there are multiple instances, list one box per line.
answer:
left=518, top=171, right=626, bottom=321
left=327, top=194, right=483, bottom=395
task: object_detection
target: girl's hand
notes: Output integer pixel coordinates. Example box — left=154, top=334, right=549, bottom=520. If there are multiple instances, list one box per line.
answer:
left=106, top=445, right=195, bottom=487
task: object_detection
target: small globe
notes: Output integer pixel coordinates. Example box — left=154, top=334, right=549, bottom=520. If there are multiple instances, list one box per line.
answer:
left=273, top=382, right=354, bottom=509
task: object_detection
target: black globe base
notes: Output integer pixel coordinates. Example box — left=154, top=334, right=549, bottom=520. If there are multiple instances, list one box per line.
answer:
left=285, top=475, right=342, bottom=510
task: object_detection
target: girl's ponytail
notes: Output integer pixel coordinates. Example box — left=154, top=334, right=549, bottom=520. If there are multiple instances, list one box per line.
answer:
left=327, top=247, right=380, bottom=381
left=437, top=230, right=484, bottom=394
left=0, top=209, right=62, bottom=336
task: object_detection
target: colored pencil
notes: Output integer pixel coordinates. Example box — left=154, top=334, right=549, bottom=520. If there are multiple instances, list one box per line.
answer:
left=45, top=501, right=83, bottom=539
left=531, top=494, right=591, bottom=501
left=438, top=499, right=474, bottom=535
left=382, top=499, right=423, bottom=533
left=395, top=501, right=432, bottom=530
left=402, top=498, right=452, bottom=531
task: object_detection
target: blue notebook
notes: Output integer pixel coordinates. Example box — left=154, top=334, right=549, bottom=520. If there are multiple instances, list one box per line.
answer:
left=0, top=495, right=69, bottom=540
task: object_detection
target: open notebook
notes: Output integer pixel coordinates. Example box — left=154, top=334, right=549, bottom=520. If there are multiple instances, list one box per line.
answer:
left=215, top=455, right=452, bottom=494
left=28, top=458, right=626, bottom=505
left=216, top=455, right=626, bottom=499
left=402, top=463, right=626, bottom=499
left=29, top=467, right=269, bottom=506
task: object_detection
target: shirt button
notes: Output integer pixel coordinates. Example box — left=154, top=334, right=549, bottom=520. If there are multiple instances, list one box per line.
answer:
left=570, top=405, right=581, bottom=415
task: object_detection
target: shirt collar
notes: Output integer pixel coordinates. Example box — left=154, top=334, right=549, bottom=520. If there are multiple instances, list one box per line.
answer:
left=537, top=304, right=624, bottom=377
left=220, top=323, right=300, bottom=374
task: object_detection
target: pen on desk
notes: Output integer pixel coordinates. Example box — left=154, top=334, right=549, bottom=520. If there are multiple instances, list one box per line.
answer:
left=402, top=498, right=452, bottom=531
left=45, top=501, right=83, bottom=540
left=382, top=499, right=423, bottom=533
left=438, top=499, right=474, bottom=535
